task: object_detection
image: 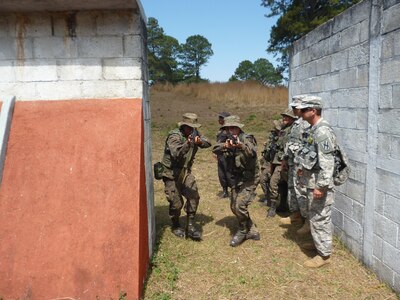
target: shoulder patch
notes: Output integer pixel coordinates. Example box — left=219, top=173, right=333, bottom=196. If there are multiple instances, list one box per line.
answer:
left=318, top=136, right=334, bottom=153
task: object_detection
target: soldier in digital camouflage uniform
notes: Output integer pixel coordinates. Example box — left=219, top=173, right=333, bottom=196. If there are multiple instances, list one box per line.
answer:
left=266, top=109, right=297, bottom=217
left=294, top=96, right=337, bottom=268
left=216, top=112, right=231, bottom=198
left=160, top=113, right=211, bottom=240
left=280, top=95, right=310, bottom=233
left=212, top=115, right=260, bottom=247
left=259, top=120, right=282, bottom=206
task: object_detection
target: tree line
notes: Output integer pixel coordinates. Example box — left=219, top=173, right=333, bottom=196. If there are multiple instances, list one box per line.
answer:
left=147, top=0, right=360, bottom=84
left=147, top=17, right=282, bottom=85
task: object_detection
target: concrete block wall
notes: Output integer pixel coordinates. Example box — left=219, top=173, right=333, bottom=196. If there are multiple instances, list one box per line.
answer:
left=0, top=3, right=155, bottom=269
left=289, top=0, right=400, bottom=293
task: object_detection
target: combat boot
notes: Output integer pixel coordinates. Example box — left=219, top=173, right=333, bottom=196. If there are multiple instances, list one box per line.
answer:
left=297, top=219, right=311, bottom=236
left=222, top=187, right=229, bottom=198
left=171, top=217, right=184, bottom=238
left=245, top=219, right=260, bottom=241
left=279, top=211, right=302, bottom=225
left=303, top=255, right=331, bottom=268
left=300, top=241, right=316, bottom=250
left=230, top=223, right=247, bottom=247
left=267, top=202, right=277, bottom=218
left=187, top=217, right=201, bottom=241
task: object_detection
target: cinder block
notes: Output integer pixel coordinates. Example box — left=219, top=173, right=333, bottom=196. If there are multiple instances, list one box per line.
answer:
left=356, top=64, right=369, bottom=87
left=331, top=50, right=348, bottom=72
left=76, top=12, right=97, bottom=36
left=346, top=178, right=365, bottom=203
left=394, top=31, right=400, bottom=56
left=332, top=206, right=344, bottom=229
left=291, top=52, right=301, bottom=68
left=392, top=136, right=400, bottom=160
left=348, top=43, right=369, bottom=67
left=393, top=84, right=400, bottom=108
left=377, top=157, right=400, bottom=176
left=375, top=213, right=398, bottom=247
left=0, top=38, right=16, bottom=60
left=338, top=109, right=357, bottom=128
left=377, top=169, right=400, bottom=199
left=0, top=61, right=15, bottom=83
left=81, top=80, right=126, bottom=98
left=0, top=16, right=10, bottom=37
left=373, top=234, right=383, bottom=259
left=124, top=35, right=143, bottom=58
left=359, top=19, right=369, bottom=43
left=379, top=84, right=393, bottom=109
left=375, top=190, right=386, bottom=215
left=15, top=60, right=58, bottom=82
left=339, top=68, right=358, bottom=88
left=353, top=201, right=364, bottom=224
left=381, top=59, right=400, bottom=85
left=377, top=133, right=392, bottom=157
left=125, top=80, right=144, bottom=99
left=57, top=59, right=102, bottom=81
left=340, top=24, right=361, bottom=50
left=342, top=235, right=363, bottom=258
left=33, top=37, right=78, bottom=59
left=334, top=192, right=353, bottom=215
left=78, top=37, right=123, bottom=58
left=382, top=33, right=394, bottom=59
left=332, top=8, right=352, bottom=34
left=35, top=81, right=82, bottom=100
left=323, top=108, right=338, bottom=126
left=103, top=58, right=142, bottom=80
left=96, top=11, right=132, bottom=35
left=333, top=87, right=369, bottom=108
left=316, top=56, right=332, bottom=75
left=384, top=194, right=400, bottom=224
left=356, top=109, right=368, bottom=129
left=0, top=82, right=37, bottom=100
left=378, top=109, right=400, bottom=135
left=23, top=13, right=52, bottom=37
left=348, top=160, right=366, bottom=183
left=344, top=215, right=363, bottom=242
left=372, top=256, right=395, bottom=288
left=382, top=241, right=400, bottom=273
left=350, top=0, right=371, bottom=24
left=382, top=2, right=400, bottom=34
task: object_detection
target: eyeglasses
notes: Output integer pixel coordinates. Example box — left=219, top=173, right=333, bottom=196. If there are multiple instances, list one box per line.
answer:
left=300, top=107, right=313, bottom=113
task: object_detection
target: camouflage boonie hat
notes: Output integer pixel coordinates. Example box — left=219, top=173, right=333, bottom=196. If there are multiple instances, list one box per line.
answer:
left=221, top=115, right=244, bottom=129
left=178, top=113, right=201, bottom=128
left=289, top=94, right=307, bottom=107
left=296, top=95, right=323, bottom=109
left=281, top=108, right=298, bottom=119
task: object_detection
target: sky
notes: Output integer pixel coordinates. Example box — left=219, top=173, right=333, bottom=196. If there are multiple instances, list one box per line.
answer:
left=140, top=0, right=278, bottom=82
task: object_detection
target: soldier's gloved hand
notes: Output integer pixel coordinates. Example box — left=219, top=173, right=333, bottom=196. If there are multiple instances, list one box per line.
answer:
left=194, top=136, right=203, bottom=145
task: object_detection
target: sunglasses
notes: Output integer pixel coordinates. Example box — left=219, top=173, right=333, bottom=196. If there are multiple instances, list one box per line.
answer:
left=300, top=107, right=313, bottom=113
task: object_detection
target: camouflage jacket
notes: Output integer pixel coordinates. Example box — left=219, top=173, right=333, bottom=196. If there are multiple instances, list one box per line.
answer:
left=212, top=131, right=259, bottom=187
left=295, top=118, right=337, bottom=189
left=162, top=128, right=211, bottom=179
left=272, top=123, right=293, bottom=165
left=283, top=117, right=309, bottom=164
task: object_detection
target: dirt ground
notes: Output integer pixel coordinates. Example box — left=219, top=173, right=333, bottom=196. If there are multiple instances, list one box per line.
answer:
left=144, top=87, right=399, bottom=300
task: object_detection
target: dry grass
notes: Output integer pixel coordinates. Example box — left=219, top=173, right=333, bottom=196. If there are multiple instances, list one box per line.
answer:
left=144, top=83, right=399, bottom=300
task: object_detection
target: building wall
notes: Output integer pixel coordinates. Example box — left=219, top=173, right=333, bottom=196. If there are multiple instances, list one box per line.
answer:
left=289, top=0, right=400, bottom=292
left=0, top=6, right=154, bottom=299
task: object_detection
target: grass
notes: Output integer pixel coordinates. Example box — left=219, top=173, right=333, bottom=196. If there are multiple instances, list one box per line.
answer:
left=144, top=82, right=399, bottom=300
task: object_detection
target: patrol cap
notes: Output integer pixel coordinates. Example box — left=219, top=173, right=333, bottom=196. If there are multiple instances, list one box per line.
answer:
left=178, top=112, right=201, bottom=128
left=221, top=115, right=244, bottom=129
left=289, top=94, right=307, bottom=107
left=281, top=108, right=298, bottom=119
left=296, top=95, right=323, bottom=109
left=218, top=111, right=231, bottom=118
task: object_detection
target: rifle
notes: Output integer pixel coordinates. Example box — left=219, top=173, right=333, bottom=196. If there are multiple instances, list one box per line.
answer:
left=227, top=133, right=238, bottom=145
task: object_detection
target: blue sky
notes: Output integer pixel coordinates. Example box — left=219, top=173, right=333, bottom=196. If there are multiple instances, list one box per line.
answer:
left=140, top=0, right=278, bottom=82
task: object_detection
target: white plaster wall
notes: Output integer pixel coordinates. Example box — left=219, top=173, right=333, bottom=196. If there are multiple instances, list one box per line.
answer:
left=289, top=0, right=400, bottom=293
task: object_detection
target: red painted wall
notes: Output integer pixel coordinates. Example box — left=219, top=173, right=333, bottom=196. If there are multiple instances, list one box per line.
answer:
left=0, top=99, right=149, bottom=299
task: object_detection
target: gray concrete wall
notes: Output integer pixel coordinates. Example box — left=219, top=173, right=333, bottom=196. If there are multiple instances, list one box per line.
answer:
left=289, top=0, right=400, bottom=293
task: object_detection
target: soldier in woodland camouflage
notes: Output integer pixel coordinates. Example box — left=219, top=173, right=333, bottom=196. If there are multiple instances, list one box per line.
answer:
left=212, top=115, right=260, bottom=247
left=160, top=113, right=211, bottom=240
left=259, top=120, right=282, bottom=206
left=266, top=110, right=297, bottom=217
left=294, top=96, right=337, bottom=268
left=216, top=112, right=231, bottom=198
left=280, top=95, right=310, bottom=232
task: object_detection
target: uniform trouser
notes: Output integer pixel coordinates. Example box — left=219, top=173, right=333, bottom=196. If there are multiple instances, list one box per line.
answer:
left=231, top=181, right=257, bottom=232
left=287, top=163, right=308, bottom=217
left=217, top=155, right=229, bottom=190
left=259, top=157, right=271, bottom=196
left=269, top=164, right=282, bottom=206
left=163, top=173, right=200, bottom=219
left=307, top=188, right=334, bottom=257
